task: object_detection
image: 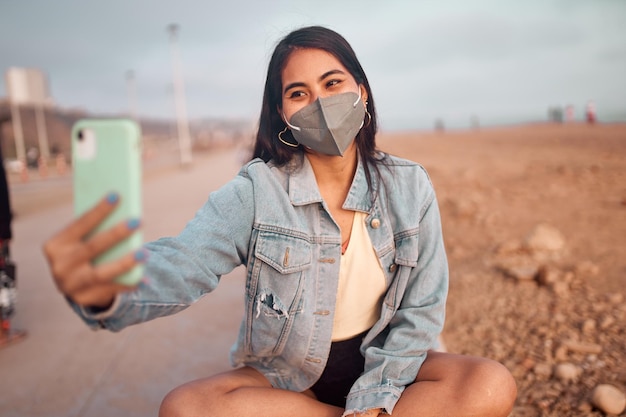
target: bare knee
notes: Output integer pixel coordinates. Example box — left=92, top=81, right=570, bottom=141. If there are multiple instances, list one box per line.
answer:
left=159, top=378, right=229, bottom=417
left=420, top=352, right=517, bottom=417
left=465, top=358, right=517, bottom=417
left=159, top=385, right=185, bottom=417
left=159, top=368, right=270, bottom=417
left=160, top=383, right=204, bottom=417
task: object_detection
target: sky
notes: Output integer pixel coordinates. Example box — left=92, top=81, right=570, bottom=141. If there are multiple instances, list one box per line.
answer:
left=1, top=0, right=625, bottom=131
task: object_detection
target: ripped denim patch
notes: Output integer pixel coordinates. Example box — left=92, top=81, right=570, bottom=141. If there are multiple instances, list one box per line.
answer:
left=255, top=290, right=290, bottom=319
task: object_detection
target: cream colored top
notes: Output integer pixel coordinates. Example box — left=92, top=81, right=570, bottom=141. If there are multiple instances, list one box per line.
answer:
left=332, top=211, right=387, bottom=341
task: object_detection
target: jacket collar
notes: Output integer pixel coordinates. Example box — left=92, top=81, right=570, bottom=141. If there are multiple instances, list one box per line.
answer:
left=286, top=153, right=373, bottom=213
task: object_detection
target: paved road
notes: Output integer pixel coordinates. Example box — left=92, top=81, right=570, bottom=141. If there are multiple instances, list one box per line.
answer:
left=1, top=148, right=247, bottom=417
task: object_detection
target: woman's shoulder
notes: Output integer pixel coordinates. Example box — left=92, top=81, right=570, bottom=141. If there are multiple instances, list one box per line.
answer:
left=239, top=157, right=288, bottom=180
left=239, top=157, right=269, bottom=174
left=374, top=153, right=437, bottom=221
left=234, top=157, right=297, bottom=199
left=375, top=152, right=433, bottom=184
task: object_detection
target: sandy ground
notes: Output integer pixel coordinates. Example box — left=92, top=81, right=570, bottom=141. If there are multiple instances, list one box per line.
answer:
left=379, top=122, right=626, bottom=294
left=5, top=122, right=626, bottom=416
left=2, top=148, right=247, bottom=417
left=379, top=122, right=626, bottom=416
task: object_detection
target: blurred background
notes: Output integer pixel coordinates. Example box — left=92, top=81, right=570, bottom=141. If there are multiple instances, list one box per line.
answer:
left=1, top=0, right=625, bottom=167
left=1, top=2, right=626, bottom=416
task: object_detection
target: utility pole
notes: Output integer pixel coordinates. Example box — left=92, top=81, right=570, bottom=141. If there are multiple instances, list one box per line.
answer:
left=167, top=24, right=192, bottom=166
left=8, top=103, right=25, bottom=163
left=34, top=102, right=49, bottom=161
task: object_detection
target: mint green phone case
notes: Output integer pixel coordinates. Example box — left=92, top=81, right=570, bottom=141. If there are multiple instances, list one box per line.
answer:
left=72, top=118, right=143, bottom=285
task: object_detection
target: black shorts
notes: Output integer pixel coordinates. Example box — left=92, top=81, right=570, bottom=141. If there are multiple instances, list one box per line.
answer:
left=310, top=331, right=367, bottom=408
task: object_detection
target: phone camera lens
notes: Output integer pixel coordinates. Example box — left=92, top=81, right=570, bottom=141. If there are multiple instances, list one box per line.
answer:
left=77, top=130, right=84, bottom=141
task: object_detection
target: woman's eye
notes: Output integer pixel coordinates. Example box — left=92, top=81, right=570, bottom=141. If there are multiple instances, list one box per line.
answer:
left=287, top=90, right=305, bottom=99
left=326, top=79, right=341, bottom=88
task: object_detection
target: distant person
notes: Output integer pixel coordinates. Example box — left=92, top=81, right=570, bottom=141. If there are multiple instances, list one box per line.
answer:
left=586, top=100, right=596, bottom=124
left=565, top=105, right=575, bottom=122
left=470, top=115, right=480, bottom=130
left=42, top=26, right=516, bottom=417
left=26, top=147, right=39, bottom=169
left=0, top=144, right=25, bottom=347
left=434, top=118, right=445, bottom=132
left=0, top=147, right=12, bottom=248
left=548, top=106, right=565, bottom=123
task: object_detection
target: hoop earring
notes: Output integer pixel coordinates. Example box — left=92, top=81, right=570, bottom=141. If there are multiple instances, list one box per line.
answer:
left=278, top=127, right=299, bottom=148
left=364, top=109, right=372, bottom=128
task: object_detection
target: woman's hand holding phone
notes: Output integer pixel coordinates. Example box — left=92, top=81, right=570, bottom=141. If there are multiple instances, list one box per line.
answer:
left=42, top=193, right=145, bottom=308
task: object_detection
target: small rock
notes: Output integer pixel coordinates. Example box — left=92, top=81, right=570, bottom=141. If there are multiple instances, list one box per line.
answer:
left=564, top=340, right=603, bottom=355
left=524, top=223, right=566, bottom=252
left=521, top=357, right=535, bottom=370
left=590, top=384, right=626, bottom=415
left=562, top=270, right=575, bottom=283
left=533, top=362, right=553, bottom=378
left=554, top=363, right=581, bottom=383
left=504, top=264, right=540, bottom=281
left=582, top=319, right=596, bottom=334
left=578, top=401, right=593, bottom=413
left=554, top=345, right=569, bottom=361
left=574, top=260, right=600, bottom=277
left=537, top=398, right=552, bottom=409
left=608, top=293, right=624, bottom=304
left=494, top=239, right=523, bottom=255
left=550, top=280, right=570, bottom=296
left=600, top=316, right=615, bottom=329
left=448, top=198, right=478, bottom=219
left=536, top=265, right=560, bottom=286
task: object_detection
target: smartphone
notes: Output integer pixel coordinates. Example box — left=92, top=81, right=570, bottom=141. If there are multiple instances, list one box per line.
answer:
left=71, top=118, right=143, bottom=285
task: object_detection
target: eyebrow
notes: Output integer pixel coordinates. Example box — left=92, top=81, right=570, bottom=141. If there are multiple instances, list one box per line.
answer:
left=283, top=69, right=347, bottom=94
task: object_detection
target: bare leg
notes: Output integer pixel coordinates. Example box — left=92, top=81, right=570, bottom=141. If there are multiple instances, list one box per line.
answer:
left=159, top=366, right=343, bottom=417
left=160, top=353, right=516, bottom=417
left=392, top=351, right=517, bottom=417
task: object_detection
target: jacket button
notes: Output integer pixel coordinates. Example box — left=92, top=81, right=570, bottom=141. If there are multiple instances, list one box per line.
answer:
left=388, top=263, right=397, bottom=272
left=370, top=218, right=381, bottom=229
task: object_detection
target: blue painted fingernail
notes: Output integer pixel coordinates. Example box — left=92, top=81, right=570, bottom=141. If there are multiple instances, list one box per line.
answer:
left=127, top=218, right=141, bottom=230
left=134, top=249, right=147, bottom=262
left=106, top=192, right=119, bottom=204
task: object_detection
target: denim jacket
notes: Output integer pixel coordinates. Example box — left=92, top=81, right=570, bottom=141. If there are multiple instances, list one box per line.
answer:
left=74, top=152, right=448, bottom=415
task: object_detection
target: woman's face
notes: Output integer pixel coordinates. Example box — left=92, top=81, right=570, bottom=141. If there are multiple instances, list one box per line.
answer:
left=279, top=48, right=367, bottom=122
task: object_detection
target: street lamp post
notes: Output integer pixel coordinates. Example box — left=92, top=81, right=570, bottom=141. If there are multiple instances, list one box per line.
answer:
left=167, top=23, right=192, bottom=166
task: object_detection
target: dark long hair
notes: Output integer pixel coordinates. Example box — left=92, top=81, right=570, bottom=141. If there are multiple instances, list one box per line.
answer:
left=252, top=26, right=383, bottom=189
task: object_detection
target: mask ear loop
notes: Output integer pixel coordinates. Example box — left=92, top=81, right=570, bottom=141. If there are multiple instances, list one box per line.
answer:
left=352, top=88, right=362, bottom=107
left=354, top=87, right=370, bottom=128
left=278, top=126, right=299, bottom=148
left=364, top=100, right=372, bottom=128
left=278, top=112, right=301, bottom=147
left=283, top=113, right=301, bottom=132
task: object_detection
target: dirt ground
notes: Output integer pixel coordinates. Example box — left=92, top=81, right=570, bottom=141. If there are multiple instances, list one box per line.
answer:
left=379, top=123, right=626, bottom=416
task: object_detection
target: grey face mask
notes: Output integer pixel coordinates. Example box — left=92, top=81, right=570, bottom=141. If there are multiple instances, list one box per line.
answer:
left=284, top=90, right=365, bottom=156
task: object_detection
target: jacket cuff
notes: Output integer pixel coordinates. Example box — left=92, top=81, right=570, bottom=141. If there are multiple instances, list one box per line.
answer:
left=67, top=295, right=124, bottom=330
left=343, top=384, right=404, bottom=416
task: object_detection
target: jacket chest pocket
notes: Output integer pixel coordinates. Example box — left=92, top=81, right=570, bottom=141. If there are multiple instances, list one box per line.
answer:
left=245, top=230, right=311, bottom=357
left=383, top=233, right=419, bottom=310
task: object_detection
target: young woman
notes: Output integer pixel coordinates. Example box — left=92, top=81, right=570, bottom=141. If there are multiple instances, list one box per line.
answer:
left=43, top=26, right=516, bottom=417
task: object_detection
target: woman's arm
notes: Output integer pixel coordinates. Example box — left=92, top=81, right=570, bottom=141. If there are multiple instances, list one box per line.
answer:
left=45, top=174, right=255, bottom=332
